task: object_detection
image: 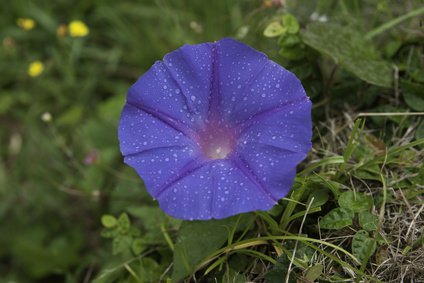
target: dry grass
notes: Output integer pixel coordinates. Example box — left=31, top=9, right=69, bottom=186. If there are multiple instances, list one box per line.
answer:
left=308, top=113, right=424, bottom=282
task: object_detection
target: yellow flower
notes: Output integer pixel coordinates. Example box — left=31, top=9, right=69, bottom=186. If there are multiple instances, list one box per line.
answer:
left=28, top=61, right=44, bottom=77
left=17, top=18, right=36, bottom=30
left=68, top=21, right=89, bottom=37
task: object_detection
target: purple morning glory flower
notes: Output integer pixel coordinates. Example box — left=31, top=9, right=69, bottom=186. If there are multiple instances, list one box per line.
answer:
left=118, top=38, right=312, bottom=220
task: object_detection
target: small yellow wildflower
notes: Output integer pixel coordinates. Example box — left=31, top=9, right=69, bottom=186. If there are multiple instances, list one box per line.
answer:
left=68, top=21, right=89, bottom=37
left=17, top=18, right=36, bottom=31
left=28, top=61, right=44, bottom=77
left=56, top=24, right=68, bottom=38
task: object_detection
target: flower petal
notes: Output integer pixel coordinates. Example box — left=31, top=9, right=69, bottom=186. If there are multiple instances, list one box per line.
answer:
left=235, top=98, right=312, bottom=199
left=156, top=160, right=277, bottom=220
left=118, top=104, right=198, bottom=155
left=214, top=38, right=268, bottom=119
left=119, top=104, right=201, bottom=193
left=124, top=147, right=199, bottom=198
left=127, top=58, right=207, bottom=131
left=230, top=60, right=307, bottom=124
left=213, top=38, right=307, bottom=126
left=163, top=42, right=214, bottom=123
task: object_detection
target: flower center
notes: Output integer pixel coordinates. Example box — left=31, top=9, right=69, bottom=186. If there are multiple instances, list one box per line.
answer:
left=198, top=122, right=236, bottom=160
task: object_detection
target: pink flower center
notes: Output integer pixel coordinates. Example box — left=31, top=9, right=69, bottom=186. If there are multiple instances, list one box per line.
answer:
left=198, top=121, right=236, bottom=160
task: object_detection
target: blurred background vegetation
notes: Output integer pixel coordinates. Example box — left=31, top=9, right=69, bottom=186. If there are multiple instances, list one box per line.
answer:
left=1, top=0, right=423, bottom=282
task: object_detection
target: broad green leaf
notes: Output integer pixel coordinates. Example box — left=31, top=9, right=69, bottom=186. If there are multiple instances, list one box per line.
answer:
left=320, top=208, right=354, bottom=229
left=172, top=214, right=254, bottom=282
left=278, top=33, right=301, bottom=47
left=338, top=191, right=373, bottom=212
left=112, top=235, right=132, bottom=255
left=302, top=23, right=392, bottom=88
left=352, top=230, right=377, bottom=262
left=369, top=104, right=409, bottom=126
left=307, top=189, right=329, bottom=208
left=279, top=46, right=306, bottom=61
left=117, top=213, right=131, bottom=234
left=411, top=69, right=424, bottom=84
left=127, top=206, right=168, bottom=229
left=305, top=264, right=324, bottom=281
left=100, top=228, right=119, bottom=239
left=139, top=258, right=163, bottom=283
left=101, top=215, right=117, bottom=228
left=264, top=21, right=286, bottom=37
left=127, top=206, right=177, bottom=245
left=282, top=13, right=300, bottom=34
left=264, top=254, right=296, bottom=283
left=353, top=168, right=382, bottom=181
left=359, top=211, right=379, bottom=231
left=401, top=80, right=424, bottom=111
left=131, top=238, right=146, bottom=255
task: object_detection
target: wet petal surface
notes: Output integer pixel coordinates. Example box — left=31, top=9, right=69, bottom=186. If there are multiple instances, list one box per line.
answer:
left=118, top=38, right=312, bottom=220
left=156, top=160, right=277, bottom=220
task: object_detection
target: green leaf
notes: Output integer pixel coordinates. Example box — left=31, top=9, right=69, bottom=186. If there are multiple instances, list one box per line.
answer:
left=100, top=228, right=118, bottom=239
left=359, top=211, right=378, bottom=231
left=279, top=46, right=306, bottom=61
left=305, top=264, right=324, bottom=281
left=117, top=213, right=131, bottom=234
left=139, top=258, right=163, bottom=282
left=127, top=206, right=168, bottom=230
left=264, top=21, right=285, bottom=37
left=264, top=254, right=296, bottom=283
left=101, top=215, right=118, bottom=228
left=282, top=13, right=300, bottom=34
left=112, top=235, right=132, bottom=255
left=131, top=238, right=146, bottom=255
left=401, top=80, right=424, bottom=111
left=307, top=189, right=329, bottom=208
left=338, top=191, right=373, bottom=212
left=56, top=106, right=83, bottom=125
left=301, top=23, right=392, bottom=88
left=278, top=33, right=301, bottom=47
left=352, top=230, right=377, bottom=262
left=172, top=214, right=254, bottom=282
left=359, top=211, right=379, bottom=231
left=320, top=208, right=354, bottom=229
left=127, top=206, right=179, bottom=245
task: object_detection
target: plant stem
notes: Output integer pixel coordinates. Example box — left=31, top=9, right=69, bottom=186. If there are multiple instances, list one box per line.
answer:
left=365, top=6, right=424, bottom=40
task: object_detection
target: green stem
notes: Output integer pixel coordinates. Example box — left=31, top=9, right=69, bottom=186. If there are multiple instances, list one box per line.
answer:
left=365, top=6, right=424, bottom=40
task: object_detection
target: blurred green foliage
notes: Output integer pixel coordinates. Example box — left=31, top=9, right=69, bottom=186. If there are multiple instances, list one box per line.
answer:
left=1, top=0, right=424, bottom=282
